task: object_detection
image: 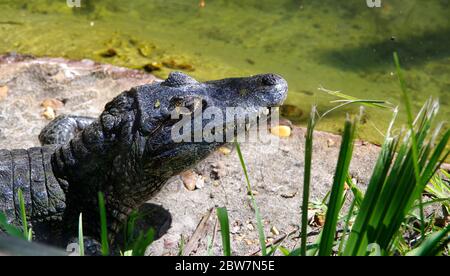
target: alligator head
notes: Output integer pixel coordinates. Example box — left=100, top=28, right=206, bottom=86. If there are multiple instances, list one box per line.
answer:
left=54, top=71, right=288, bottom=238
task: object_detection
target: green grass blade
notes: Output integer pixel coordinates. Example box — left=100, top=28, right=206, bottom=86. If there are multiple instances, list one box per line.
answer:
left=234, top=141, right=267, bottom=256
left=0, top=212, right=23, bottom=239
left=132, top=228, right=155, bottom=256
left=319, top=117, right=356, bottom=256
left=407, top=225, right=450, bottom=256
left=17, top=189, right=29, bottom=241
left=346, top=176, right=364, bottom=207
left=301, top=106, right=316, bottom=256
left=393, top=52, right=423, bottom=238
left=278, top=246, right=291, bottom=256
left=217, top=207, right=231, bottom=256
left=98, top=192, right=109, bottom=256
left=338, top=198, right=357, bottom=255
left=78, top=213, right=84, bottom=256
left=318, top=86, right=391, bottom=109
left=123, top=210, right=139, bottom=250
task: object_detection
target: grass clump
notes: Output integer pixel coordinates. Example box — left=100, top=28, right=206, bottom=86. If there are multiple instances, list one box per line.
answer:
left=217, top=52, right=449, bottom=256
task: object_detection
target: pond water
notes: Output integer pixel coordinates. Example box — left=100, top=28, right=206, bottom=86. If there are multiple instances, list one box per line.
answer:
left=1, top=0, right=449, bottom=144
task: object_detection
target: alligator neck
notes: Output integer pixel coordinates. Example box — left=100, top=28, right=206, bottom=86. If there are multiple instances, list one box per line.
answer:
left=51, top=115, right=136, bottom=238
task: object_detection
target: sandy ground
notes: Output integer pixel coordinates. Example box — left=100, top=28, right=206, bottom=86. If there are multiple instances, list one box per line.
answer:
left=0, top=54, right=443, bottom=256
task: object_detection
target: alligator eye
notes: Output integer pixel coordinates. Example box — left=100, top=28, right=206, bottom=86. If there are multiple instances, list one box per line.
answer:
left=169, top=96, right=206, bottom=115
left=261, top=74, right=279, bottom=86
left=162, top=72, right=198, bottom=87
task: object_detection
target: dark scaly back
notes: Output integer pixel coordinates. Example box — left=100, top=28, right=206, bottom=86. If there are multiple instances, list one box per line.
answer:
left=0, top=146, right=66, bottom=243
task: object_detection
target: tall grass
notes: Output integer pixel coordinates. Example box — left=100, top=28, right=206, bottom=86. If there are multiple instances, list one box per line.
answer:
left=318, top=116, right=357, bottom=256
left=217, top=53, right=449, bottom=256
left=234, top=141, right=267, bottom=256
left=0, top=188, right=32, bottom=241
left=217, top=207, right=231, bottom=256
left=98, top=192, right=109, bottom=256
left=300, top=107, right=316, bottom=256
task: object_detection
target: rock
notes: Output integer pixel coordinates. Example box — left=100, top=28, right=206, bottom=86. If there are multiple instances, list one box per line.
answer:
left=327, top=138, right=336, bottom=147
left=181, top=170, right=204, bottom=191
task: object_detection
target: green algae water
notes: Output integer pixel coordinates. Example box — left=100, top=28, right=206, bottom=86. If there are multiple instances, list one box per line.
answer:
left=1, top=0, right=449, bottom=144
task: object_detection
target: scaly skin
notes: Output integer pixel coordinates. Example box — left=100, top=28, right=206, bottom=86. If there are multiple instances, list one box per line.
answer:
left=0, top=72, right=288, bottom=248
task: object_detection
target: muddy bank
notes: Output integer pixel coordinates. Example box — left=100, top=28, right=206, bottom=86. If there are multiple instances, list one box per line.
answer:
left=0, top=54, right=438, bottom=255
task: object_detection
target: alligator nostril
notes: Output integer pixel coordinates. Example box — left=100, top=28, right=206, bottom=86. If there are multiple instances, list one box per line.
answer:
left=261, top=74, right=279, bottom=86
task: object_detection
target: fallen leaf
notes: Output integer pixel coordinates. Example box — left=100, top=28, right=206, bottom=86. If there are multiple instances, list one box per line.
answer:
left=270, top=125, right=291, bottom=137
left=41, top=98, right=64, bottom=110
left=270, top=226, right=280, bottom=236
left=218, top=147, right=231, bottom=155
left=0, top=86, right=8, bottom=101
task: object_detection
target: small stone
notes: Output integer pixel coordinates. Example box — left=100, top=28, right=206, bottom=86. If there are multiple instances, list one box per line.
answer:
left=0, top=86, right=8, bottom=101
left=313, top=213, right=325, bottom=227
left=327, top=138, right=336, bottom=147
left=270, top=226, right=280, bottom=236
left=195, top=175, right=205, bottom=189
left=211, top=161, right=226, bottom=179
left=281, top=190, right=297, bottom=198
left=42, top=107, right=56, bottom=120
left=270, top=125, right=291, bottom=137
left=244, top=239, right=253, bottom=245
left=231, top=225, right=241, bottom=234
left=41, top=98, right=64, bottom=110
left=181, top=170, right=204, bottom=191
left=218, top=147, right=231, bottom=155
left=246, top=223, right=254, bottom=231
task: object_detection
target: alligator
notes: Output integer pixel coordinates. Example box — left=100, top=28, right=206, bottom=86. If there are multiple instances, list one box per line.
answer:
left=0, top=71, right=288, bottom=252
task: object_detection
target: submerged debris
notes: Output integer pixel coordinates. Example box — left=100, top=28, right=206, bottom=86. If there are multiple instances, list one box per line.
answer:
left=99, top=48, right=118, bottom=58
left=143, top=62, right=163, bottom=72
